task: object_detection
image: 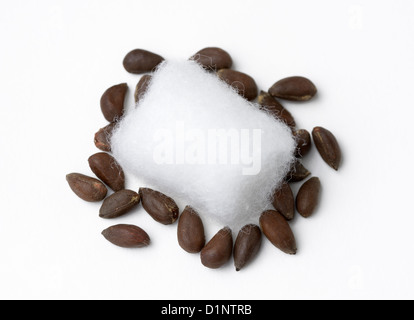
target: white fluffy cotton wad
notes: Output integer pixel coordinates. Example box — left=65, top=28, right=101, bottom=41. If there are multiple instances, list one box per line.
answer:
left=111, top=60, right=296, bottom=231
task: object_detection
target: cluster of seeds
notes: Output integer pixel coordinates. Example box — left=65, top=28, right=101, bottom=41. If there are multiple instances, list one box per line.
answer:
left=66, top=47, right=342, bottom=271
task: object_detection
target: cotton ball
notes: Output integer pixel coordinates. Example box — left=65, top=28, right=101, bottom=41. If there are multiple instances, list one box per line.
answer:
left=111, top=60, right=296, bottom=231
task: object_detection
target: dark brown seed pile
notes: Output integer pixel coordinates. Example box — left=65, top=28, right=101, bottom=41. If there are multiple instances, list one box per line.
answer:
left=66, top=47, right=342, bottom=271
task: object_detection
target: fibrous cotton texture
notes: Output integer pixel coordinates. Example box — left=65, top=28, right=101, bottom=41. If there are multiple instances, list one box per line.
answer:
left=111, top=60, right=296, bottom=230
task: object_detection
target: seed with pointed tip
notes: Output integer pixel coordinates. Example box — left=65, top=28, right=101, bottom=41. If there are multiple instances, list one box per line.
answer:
left=260, top=210, right=297, bottom=255
left=99, top=190, right=141, bottom=219
left=139, top=188, right=179, bottom=225
left=177, top=206, right=206, bottom=253
left=94, top=123, right=116, bottom=152
left=296, top=177, right=321, bottom=218
left=102, top=224, right=150, bottom=248
left=100, top=83, right=128, bottom=122
left=269, top=76, right=317, bottom=101
left=201, top=227, right=233, bottom=269
left=217, top=69, right=258, bottom=101
left=312, top=127, right=342, bottom=170
left=66, top=173, right=107, bottom=202
left=286, top=161, right=311, bottom=183
left=123, top=49, right=164, bottom=74
left=88, top=152, right=125, bottom=192
left=135, top=75, right=152, bottom=103
left=293, top=129, right=311, bottom=157
left=272, top=182, right=295, bottom=221
left=257, top=91, right=296, bottom=128
left=190, top=47, right=233, bottom=71
left=234, top=224, right=262, bottom=272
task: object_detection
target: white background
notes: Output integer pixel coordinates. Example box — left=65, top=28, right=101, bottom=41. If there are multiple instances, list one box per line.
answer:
left=1, top=0, right=413, bottom=300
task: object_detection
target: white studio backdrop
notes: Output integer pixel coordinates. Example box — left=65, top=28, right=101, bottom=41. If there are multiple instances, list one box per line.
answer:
left=0, top=0, right=413, bottom=300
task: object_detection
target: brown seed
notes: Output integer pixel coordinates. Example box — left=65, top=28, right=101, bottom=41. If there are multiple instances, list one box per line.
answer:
left=190, top=47, right=233, bottom=71
left=260, top=210, right=297, bottom=255
left=139, top=188, right=179, bottom=225
left=100, top=83, right=128, bottom=122
left=293, top=129, right=312, bottom=157
left=134, top=75, right=152, bottom=103
left=201, top=227, right=233, bottom=269
left=296, top=177, right=321, bottom=218
left=102, top=224, right=150, bottom=248
left=233, top=224, right=262, bottom=272
left=272, top=182, right=295, bottom=221
left=66, top=173, right=107, bottom=202
left=123, top=49, right=164, bottom=74
left=99, top=190, right=141, bottom=219
left=217, top=69, right=258, bottom=101
left=94, top=123, right=116, bottom=152
left=257, top=91, right=296, bottom=128
left=88, top=152, right=125, bottom=192
left=269, top=76, right=317, bottom=101
left=286, top=161, right=311, bottom=182
left=312, top=127, right=342, bottom=170
left=177, top=206, right=206, bottom=253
